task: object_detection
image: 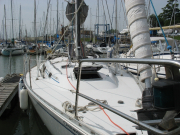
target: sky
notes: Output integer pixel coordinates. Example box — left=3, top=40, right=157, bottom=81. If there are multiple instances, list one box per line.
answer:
left=0, top=0, right=179, bottom=39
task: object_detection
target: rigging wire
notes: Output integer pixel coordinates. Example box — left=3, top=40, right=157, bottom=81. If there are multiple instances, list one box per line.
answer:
left=121, top=0, right=128, bottom=29
left=105, top=0, right=112, bottom=31
left=150, top=0, right=172, bottom=54
left=36, top=0, right=40, bottom=15
left=41, top=0, right=51, bottom=49
left=118, top=0, right=121, bottom=32
left=112, top=0, right=115, bottom=31
left=147, top=0, right=151, bottom=18
left=168, top=0, right=177, bottom=48
left=169, top=0, right=177, bottom=27
left=101, top=0, right=107, bottom=24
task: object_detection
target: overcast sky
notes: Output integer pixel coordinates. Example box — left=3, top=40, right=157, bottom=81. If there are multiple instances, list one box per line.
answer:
left=0, top=0, right=179, bottom=39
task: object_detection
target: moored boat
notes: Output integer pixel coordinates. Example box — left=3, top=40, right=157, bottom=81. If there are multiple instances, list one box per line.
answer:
left=1, top=43, right=24, bottom=56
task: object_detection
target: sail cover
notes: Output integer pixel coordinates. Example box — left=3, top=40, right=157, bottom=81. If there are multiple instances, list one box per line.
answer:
left=66, top=0, right=88, bottom=25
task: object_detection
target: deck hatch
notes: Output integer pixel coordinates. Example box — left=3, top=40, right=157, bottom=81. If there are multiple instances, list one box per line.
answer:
left=73, top=65, right=102, bottom=80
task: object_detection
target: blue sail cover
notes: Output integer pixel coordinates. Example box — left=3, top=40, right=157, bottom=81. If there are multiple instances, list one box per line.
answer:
left=151, top=41, right=158, bottom=44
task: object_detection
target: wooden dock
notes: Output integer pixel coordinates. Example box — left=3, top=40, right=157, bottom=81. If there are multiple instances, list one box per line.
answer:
left=0, top=74, right=21, bottom=117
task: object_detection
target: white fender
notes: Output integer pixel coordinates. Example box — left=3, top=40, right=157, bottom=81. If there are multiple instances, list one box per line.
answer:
left=19, top=87, right=28, bottom=110
left=0, top=77, right=4, bottom=82
left=107, top=47, right=113, bottom=58
left=18, top=77, right=24, bottom=98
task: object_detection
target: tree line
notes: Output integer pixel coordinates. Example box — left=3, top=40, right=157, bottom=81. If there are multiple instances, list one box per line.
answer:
left=148, top=0, right=180, bottom=27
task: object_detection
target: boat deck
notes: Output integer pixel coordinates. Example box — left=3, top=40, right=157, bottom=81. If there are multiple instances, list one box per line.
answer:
left=25, top=57, right=148, bottom=134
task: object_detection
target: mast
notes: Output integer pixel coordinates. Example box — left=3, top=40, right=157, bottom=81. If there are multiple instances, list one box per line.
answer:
left=43, top=0, right=51, bottom=44
left=43, top=11, right=45, bottom=36
left=97, top=0, right=99, bottom=38
left=53, top=18, right=55, bottom=36
left=2, top=20, right=4, bottom=43
left=21, top=20, right=24, bottom=40
left=11, top=0, right=14, bottom=44
left=58, top=12, right=60, bottom=33
left=19, top=5, right=21, bottom=40
left=62, top=2, right=64, bottom=28
left=115, top=0, right=118, bottom=54
left=25, top=27, right=27, bottom=45
left=62, top=2, right=64, bottom=42
left=39, top=19, right=41, bottom=37
left=75, top=0, right=81, bottom=59
left=90, top=8, right=92, bottom=40
left=10, top=22, right=12, bottom=39
left=56, top=0, right=58, bottom=40
left=34, top=0, right=37, bottom=44
left=50, top=4, right=52, bottom=44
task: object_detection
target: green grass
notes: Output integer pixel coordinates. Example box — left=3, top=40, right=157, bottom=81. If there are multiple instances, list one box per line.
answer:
left=81, top=38, right=98, bottom=42
left=170, top=35, right=180, bottom=41
left=81, top=38, right=91, bottom=42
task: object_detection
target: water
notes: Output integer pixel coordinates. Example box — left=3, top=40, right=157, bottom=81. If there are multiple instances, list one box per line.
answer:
left=0, top=54, right=51, bottom=135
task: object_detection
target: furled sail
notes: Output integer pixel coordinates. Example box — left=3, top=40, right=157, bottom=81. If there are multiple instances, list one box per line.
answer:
left=125, top=0, right=152, bottom=83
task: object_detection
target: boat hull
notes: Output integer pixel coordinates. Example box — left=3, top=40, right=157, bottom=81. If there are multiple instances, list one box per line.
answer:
left=1, top=49, right=24, bottom=56
left=26, top=84, right=89, bottom=135
left=92, top=47, right=108, bottom=54
left=28, top=93, right=73, bottom=134
left=27, top=50, right=37, bottom=55
left=27, top=49, right=43, bottom=55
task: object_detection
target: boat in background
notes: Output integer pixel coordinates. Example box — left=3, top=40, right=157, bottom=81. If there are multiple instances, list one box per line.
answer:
left=1, top=0, right=25, bottom=56
left=45, top=42, right=66, bottom=55
left=121, top=36, right=180, bottom=79
left=27, top=43, right=40, bottom=55
left=92, top=42, right=109, bottom=54
left=27, top=43, right=49, bottom=55
left=150, top=37, right=179, bottom=52
left=1, top=43, right=24, bottom=56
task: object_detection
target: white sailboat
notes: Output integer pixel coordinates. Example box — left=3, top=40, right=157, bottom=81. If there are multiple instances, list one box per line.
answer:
left=19, top=0, right=180, bottom=135
left=1, top=44, right=24, bottom=56
left=1, top=0, right=24, bottom=56
left=92, top=42, right=109, bottom=54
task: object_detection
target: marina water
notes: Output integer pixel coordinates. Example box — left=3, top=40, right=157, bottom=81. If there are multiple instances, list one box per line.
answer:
left=0, top=54, right=51, bottom=135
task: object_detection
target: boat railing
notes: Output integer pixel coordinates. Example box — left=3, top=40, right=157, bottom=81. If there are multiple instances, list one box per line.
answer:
left=23, top=56, right=180, bottom=134
left=75, top=58, right=180, bottom=135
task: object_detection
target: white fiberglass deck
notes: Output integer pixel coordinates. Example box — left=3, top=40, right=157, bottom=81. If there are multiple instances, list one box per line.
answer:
left=25, top=57, right=147, bottom=135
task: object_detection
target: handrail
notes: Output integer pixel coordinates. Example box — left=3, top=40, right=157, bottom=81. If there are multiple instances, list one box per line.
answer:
left=75, top=58, right=180, bottom=135
left=79, top=58, right=180, bottom=68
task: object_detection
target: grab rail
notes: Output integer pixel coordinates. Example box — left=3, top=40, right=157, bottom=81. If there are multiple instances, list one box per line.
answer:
left=75, top=58, right=180, bottom=135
